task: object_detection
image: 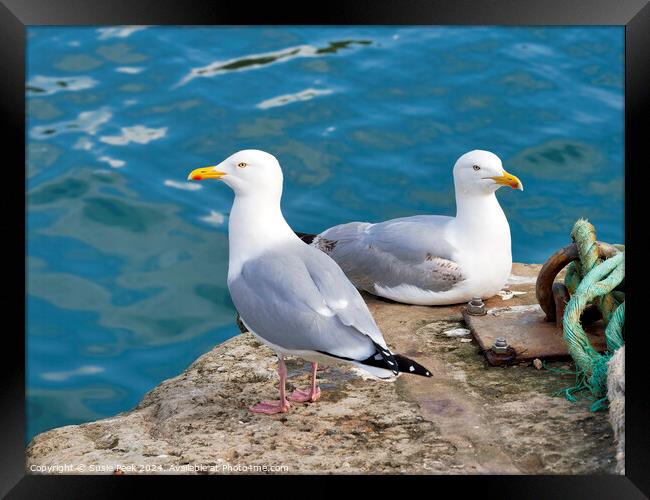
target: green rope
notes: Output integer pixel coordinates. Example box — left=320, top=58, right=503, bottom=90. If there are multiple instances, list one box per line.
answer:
left=605, top=301, right=625, bottom=352
left=541, top=360, right=577, bottom=375
left=557, top=219, right=625, bottom=410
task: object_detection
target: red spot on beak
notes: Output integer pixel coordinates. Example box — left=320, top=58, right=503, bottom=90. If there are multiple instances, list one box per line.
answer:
left=193, top=175, right=203, bottom=180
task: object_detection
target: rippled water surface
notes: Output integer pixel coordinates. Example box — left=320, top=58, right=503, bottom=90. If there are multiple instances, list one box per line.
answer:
left=26, top=26, right=624, bottom=440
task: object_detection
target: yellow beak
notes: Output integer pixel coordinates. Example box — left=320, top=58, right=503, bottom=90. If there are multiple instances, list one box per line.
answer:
left=488, top=169, right=523, bottom=191
left=187, top=166, right=226, bottom=181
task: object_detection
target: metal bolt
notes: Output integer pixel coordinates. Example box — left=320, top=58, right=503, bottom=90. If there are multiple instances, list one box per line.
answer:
left=492, top=336, right=509, bottom=354
left=466, top=297, right=486, bottom=316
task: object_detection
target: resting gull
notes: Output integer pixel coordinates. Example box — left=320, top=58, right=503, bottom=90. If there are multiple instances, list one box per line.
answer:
left=188, top=150, right=431, bottom=415
left=309, top=150, right=523, bottom=305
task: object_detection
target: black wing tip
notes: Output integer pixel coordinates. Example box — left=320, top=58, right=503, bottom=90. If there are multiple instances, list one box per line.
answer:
left=360, top=343, right=434, bottom=377
left=319, top=345, right=432, bottom=378
left=356, top=342, right=399, bottom=376
left=393, top=354, right=432, bottom=377
left=295, top=231, right=317, bottom=244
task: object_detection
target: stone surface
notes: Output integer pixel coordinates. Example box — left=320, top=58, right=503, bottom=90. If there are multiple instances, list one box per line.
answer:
left=26, top=264, right=617, bottom=474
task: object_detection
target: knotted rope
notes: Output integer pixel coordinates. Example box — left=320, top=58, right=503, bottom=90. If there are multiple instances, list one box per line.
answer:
left=557, top=219, right=625, bottom=411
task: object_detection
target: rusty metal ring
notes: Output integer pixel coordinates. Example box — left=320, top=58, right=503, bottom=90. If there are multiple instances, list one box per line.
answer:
left=536, top=241, right=620, bottom=323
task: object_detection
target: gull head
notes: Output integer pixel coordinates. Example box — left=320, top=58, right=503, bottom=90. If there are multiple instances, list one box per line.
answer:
left=453, top=150, right=523, bottom=195
left=187, top=149, right=283, bottom=197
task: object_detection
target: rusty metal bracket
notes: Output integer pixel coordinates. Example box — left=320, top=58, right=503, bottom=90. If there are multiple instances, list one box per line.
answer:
left=464, top=242, right=618, bottom=366
left=463, top=303, right=607, bottom=366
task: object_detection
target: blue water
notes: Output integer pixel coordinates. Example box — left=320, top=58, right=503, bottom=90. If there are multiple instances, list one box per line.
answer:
left=26, top=26, right=624, bottom=441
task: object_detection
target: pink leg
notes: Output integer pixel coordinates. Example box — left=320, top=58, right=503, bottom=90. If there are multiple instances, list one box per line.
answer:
left=250, top=356, right=290, bottom=414
left=288, top=362, right=321, bottom=403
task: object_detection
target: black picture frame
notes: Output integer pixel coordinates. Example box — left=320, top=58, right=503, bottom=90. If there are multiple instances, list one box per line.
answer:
left=2, top=0, right=647, bottom=497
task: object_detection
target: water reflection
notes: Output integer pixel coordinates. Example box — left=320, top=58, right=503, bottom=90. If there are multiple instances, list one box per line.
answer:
left=30, top=107, right=112, bottom=139
left=509, top=140, right=604, bottom=181
left=177, top=39, right=372, bottom=86
left=27, top=75, right=98, bottom=96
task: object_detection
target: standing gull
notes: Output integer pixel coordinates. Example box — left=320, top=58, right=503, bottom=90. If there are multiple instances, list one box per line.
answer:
left=309, top=150, right=523, bottom=305
left=188, top=150, right=431, bottom=415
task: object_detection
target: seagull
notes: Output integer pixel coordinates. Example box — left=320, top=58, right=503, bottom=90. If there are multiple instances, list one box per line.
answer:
left=309, top=150, right=523, bottom=306
left=188, top=150, right=431, bottom=415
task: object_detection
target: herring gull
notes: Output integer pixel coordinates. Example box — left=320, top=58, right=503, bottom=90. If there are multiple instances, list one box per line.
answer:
left=188, top=149, right=431, bottom=415
left=310, top=150, right=523, bottom=305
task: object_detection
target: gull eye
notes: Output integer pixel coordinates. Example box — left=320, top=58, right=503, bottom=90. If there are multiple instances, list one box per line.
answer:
left=237, top=162, right=247, bottom=168
left=472, top=165, right=480, bottom=171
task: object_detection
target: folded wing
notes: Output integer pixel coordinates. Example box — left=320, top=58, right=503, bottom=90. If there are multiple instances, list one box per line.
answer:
left=228, top=243, right=389, bottom=362
left=314, top=215, right=465, bottom=293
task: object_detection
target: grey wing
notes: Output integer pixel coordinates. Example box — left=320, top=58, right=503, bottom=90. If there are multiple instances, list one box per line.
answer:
left=228, top=248, right=386, bottom=361
left=297, top=243, right=388, bottom=347
left=315, top=216, right=465, bottom=293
